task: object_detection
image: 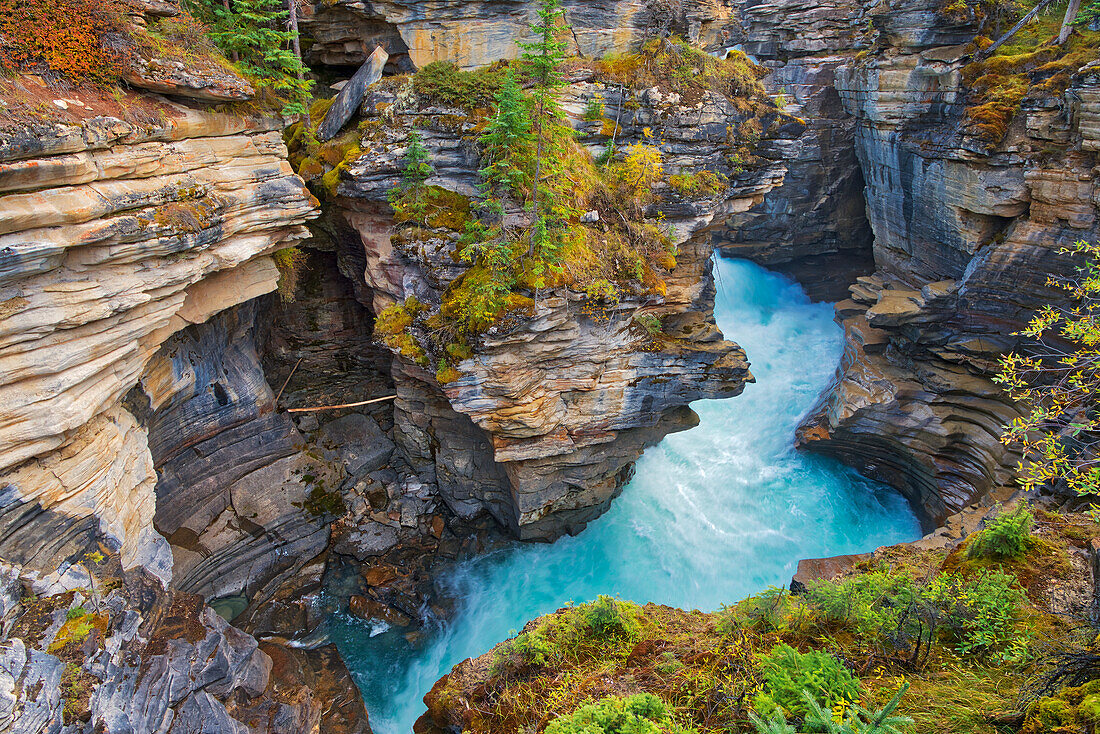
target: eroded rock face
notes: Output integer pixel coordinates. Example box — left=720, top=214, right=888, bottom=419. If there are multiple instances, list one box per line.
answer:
left=0, top=102, right=316, bottom=587
left=301, top=0, right=738, bottom=70
left=787, top=0, right=1097, bottom=526
left=138, top=303, right=333, bottom=614
left=716, top=0, right=874, bottom=300
left=318, top=75, right=801, bottom=539
left=0, top=561, right=368, bottom=734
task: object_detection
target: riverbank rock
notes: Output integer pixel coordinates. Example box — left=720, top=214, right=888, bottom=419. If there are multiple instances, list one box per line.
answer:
left=0, top=561, right=369, bottom=733
left=305, top=62, right=805, bottom=539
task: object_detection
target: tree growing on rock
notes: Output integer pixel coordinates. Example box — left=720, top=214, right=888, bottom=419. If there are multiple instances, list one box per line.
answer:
left=479, top=69, right=534, bottom=196
left=518, top=0, right=570, bottom=221
left=388, top=129, right=435, bottom=228
left=183, top=0, right=312, bottom=113
left=995, top=239, right=1100, bottom=513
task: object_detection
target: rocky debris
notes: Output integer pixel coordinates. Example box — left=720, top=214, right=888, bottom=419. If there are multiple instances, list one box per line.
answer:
left=0, top=102, right=317, bottom=589
left=318, top=46, right=390, bottom=141
left=0, top=561, right=369, bottom=734
left=319, top=414, right=397, bottom=479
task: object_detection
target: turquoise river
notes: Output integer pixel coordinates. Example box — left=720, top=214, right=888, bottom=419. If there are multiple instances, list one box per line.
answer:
left=330, top=257, right=923, bottom=733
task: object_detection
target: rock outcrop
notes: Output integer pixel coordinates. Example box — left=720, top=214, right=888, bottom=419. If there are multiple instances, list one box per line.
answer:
left=0, top=102, right=317, bottom=588
left=0, top=561, right=368, bottom=733
left=712, top=0, right=1098, bottom=527
left=300, top=0, right=738, bottom=70
left=716, top=0, right=875, bottom=300
left=307, top=62, right=810, bottom=538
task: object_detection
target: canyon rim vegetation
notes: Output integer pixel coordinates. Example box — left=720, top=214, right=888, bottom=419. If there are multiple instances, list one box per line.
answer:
left=0, top=0, right=1098, bottom=733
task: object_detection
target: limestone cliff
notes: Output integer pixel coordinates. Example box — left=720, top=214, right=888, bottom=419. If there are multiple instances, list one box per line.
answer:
left=716, top=0, right=1099, bottom=527
left=298, top=50, right=811, bottom=539
left=0, top=103, right=318, bottom=587
left=300, top=0, right=737, bottom=70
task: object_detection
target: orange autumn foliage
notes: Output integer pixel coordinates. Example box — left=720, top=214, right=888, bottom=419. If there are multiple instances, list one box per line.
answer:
left=0, top=0, right=130, bottom=84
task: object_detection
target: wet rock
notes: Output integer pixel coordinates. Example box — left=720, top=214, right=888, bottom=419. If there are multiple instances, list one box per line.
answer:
left=337, top=521, right=401, bottom=560
left=349, top=594, right=412, bottom=627
left=790, top=553, right=872, bottom=594
left=362, top=564, right=399, bottom=587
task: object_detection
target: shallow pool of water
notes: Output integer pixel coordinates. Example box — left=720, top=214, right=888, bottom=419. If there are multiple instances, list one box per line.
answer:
left=330, top=258, right=922, bottom=734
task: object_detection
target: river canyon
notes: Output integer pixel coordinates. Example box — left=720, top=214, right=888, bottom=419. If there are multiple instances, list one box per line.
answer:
left=0, top=0, right=1098, bottom=732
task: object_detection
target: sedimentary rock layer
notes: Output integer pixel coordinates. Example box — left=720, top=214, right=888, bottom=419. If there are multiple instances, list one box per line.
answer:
left=301, top=0, right=738, bottom=69
left=0, top=103, right=317, bottom=585
left=319, top=73, right=801, bottom=539
left=784, top=0, right=1098, bottom=525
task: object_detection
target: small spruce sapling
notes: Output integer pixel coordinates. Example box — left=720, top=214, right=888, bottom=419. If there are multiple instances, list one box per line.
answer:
left=479, top=68, right=534, bottom=195
left=389, top=130, right=435, bottom=227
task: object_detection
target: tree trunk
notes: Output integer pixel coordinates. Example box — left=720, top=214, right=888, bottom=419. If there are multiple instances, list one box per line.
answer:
left=287, top=0, right=304, bottom=74
left=980, top=0, right=1055, bottom=59
left=1059, top=0, right=1082, bottom=44
left=223, top=0, right=239, bottom=62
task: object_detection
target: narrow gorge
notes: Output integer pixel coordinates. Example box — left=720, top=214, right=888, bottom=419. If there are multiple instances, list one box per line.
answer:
left=0, top=0, right=1097, bottom=733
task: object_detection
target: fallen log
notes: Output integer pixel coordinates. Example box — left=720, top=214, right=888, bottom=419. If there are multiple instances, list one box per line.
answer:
left=286, top=395, right=398, bottom=413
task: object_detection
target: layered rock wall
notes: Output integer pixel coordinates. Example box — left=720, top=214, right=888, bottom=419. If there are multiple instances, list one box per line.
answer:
left=789, top=0, right=1099, bottom=525
left=317, top=72, right=795, bottom=538
left=301, top=0, right=738, bottom=70
left=0, top=106, right=317, bottom=587
left=716, top=0, right=875, bottom=299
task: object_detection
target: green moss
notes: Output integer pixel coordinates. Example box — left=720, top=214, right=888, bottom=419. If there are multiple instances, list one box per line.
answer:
left=588, top=37, right=778, bottom=113
left=272, top=247, right=308, bottom=303
left=301, top=485, right=345, bottom=518
left=959, top=9, right=1100, bottom=145
left=412, top=61, right=507, bottom=110
left=392, top=185, right=471, bottom=231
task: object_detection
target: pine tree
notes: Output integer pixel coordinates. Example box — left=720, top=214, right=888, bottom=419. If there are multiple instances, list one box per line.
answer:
left=184, top=0, right=313, bottom=113
left=479, top=69, right=533, bottom=195
left=517, top=0, right=570, bottom=222
left=389, top=130, right=435, bottom=226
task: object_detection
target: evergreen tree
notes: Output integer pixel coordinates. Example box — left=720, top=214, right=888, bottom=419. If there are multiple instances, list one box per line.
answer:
left=400, top=129, right=434, bottom=188
left=389, top=130, right=435, bottom=226
left=517, top=0, right=570, bottom=221
left=183, top=0, right=312, bottom=114
left=479, top=69, right=533, bottom=194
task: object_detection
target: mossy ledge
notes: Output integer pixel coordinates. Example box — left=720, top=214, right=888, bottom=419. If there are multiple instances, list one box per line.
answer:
left=421, top=507, right=1097, bottom=734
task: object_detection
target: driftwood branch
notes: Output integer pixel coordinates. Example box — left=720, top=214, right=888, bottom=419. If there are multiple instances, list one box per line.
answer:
left=979, top=0, right=1056, bottom=59
left=286, top=395, right=397, bottom=413
left=274, top=357, right=303, bottom=406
